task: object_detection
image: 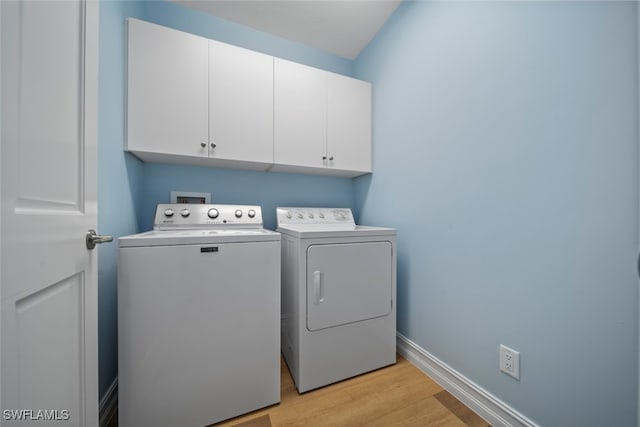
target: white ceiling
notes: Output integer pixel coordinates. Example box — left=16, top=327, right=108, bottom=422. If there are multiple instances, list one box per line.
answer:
left=171, top=0, right=402, bottom=60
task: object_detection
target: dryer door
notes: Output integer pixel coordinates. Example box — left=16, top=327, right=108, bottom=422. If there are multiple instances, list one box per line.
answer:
left=306, top=241, right=392, bottom=331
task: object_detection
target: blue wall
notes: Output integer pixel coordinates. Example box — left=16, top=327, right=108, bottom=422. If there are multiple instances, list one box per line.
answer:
left=354, top=1, right=638, bottom=425
left=98, top=0, right=145, bottom=400
left=97, top=0, right=356, bottom=401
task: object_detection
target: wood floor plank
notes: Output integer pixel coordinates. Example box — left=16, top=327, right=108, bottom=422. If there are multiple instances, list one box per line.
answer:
left=215, top=354, right=487, bottom=427
left=231, top=414, right=272, bottom=427
left=434, top=390, right=491, bottom=427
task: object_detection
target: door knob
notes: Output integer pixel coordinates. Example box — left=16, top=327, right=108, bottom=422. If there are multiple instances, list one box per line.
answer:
left=86, top=229, right=113, bottom=250
left=211, top=143, right=217, bottom=149
left=200, top=142, right=206, bottom=148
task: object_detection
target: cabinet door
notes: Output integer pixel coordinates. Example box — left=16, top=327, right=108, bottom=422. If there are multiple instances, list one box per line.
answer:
left=127, top=19, right=209, bottom=158
left=328, top=73, right=372, bottom=173
left=209, top=40, right=274, bottom=164
left=274, top=58, right=327, bottom=168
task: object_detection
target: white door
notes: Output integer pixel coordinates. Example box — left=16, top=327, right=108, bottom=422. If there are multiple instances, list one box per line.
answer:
left=209, top=40, right=274, bottom=164
left=1, top=1, right=100, bottom=425
left=306, top=242, right=393, bottom=331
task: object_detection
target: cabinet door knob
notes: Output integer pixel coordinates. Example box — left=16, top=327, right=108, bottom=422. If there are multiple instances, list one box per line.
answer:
left=322, top=156, right=327, bottom=160
left=329, top=156, right=334, bottom=161
left=200, top=142, right=206, bottom=148
left=211, top=143, right=217, bottom=149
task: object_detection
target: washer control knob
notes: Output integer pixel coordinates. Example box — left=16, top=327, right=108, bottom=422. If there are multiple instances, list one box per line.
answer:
left=308, top=213, right=314, bottom=219
left=319, top=213, right=325, bottom=219
left=286, top=212, right=292, bottom=219
left=180, top=208, right=190, bottom=218
left=248, top=209, right=256, bottom=218
left=297, top=213, right=304, bottom=219
left=164, top=208, right=174, bottom=217
left=235, top=209, right=243, bottom=218
left=207, top=208, right=219, bottom=219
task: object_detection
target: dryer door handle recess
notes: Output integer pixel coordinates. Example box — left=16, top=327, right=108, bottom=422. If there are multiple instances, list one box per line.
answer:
left=313, top=271, right=325, bottom=304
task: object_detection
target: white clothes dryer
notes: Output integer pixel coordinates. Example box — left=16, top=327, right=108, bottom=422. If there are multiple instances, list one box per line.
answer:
left=276, top=207, right=396, bottom=393
left=118, top=204, right=280, bottom=427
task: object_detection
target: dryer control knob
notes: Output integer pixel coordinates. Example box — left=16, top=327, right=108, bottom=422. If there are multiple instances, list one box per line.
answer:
left=164, top=208, right=174, bottom=217
left=181, top=209, right=190, bottom=218
left=286, top=212, right=292, bottom=219
left=235, top=209, right=243, bottom=218
left=308, top=213, right=314, bottom=219
left=248, top=209, right=256, bottom=218
left=297, top=213, right=304, bottom=219
left=207, top=208, right=219, bottom=219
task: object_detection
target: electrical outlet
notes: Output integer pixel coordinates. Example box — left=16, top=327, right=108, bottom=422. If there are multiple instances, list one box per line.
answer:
left=499, top=344, right=520, bottom=380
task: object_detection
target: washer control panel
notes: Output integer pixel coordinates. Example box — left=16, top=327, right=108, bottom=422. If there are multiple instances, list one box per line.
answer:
left=276, top=207, right=355, bottom=227
left=155, top=204, right=263, bottom=230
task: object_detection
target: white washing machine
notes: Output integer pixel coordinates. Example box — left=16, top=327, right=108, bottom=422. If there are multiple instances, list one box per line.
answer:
left=118, top=204, right=280, bottom=427
left=276, top=207, right=396, bottom=393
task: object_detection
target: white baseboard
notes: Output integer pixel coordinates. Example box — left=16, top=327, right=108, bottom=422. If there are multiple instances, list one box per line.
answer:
left=99, top=377, right=118, bottom=427
left=396, top=333, right=539, bottom=427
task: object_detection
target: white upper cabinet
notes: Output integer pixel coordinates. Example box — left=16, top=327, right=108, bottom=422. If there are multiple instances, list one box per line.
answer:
left=209, top=40, right=274, bottom=165
left=273, top=59, right=372, bottom=177
left=127, top=18, right=209, bottom=158
left=274, top=58, right=327, bottom=169
left=126, top=19, right=371, bottom=177
left=328, top=73, right=372, bottom=174
left=127, top=18, right=274, bottom=169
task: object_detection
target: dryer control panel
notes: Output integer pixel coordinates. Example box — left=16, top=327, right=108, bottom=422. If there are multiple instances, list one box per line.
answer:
left=155, top=204, right=263, bottom=230
left=276, top=207, right=355, bottom=228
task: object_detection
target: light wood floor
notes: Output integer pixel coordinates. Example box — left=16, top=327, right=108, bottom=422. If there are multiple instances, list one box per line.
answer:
left=106, top=355, right=490, bottom=427
left=216, top=355, right=490, bottom=427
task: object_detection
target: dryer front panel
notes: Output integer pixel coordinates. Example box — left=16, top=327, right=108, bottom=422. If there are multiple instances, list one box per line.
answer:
left=306, top=241, right=392, bottom=331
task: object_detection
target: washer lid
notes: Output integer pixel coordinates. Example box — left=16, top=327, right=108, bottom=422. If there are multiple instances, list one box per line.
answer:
left=118, top=228, right=280, bottom=247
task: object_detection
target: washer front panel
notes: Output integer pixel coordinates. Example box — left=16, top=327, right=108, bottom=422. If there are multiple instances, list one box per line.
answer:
left=118, top=240, right=281, bottom=425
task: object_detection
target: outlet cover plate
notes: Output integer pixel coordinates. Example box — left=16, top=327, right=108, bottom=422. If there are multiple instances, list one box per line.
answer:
left=499, top=344, right=520, bottom=380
